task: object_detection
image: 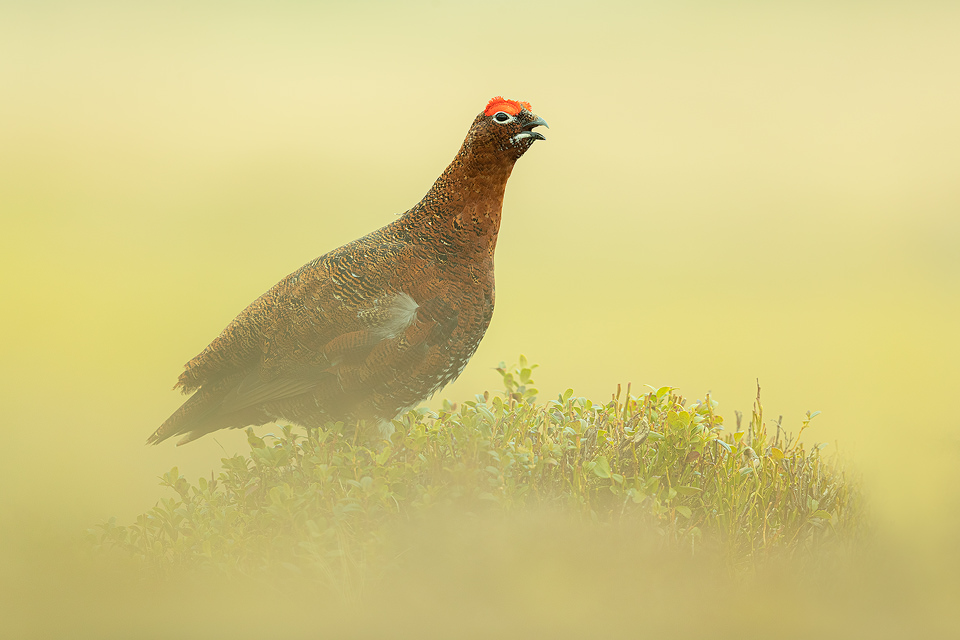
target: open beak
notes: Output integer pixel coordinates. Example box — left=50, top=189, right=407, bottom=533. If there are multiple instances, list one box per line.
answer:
left=512, top=116, right=549, bottom=143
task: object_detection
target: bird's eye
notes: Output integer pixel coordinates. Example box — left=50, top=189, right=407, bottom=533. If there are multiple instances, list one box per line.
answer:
left=493, top=112, right=513, bottom=123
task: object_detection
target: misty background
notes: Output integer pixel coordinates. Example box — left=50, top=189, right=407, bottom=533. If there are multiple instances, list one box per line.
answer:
left=1, top=0, right=958, bottom=635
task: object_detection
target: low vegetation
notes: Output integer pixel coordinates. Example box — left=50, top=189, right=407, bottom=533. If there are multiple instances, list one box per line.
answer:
left=92, top=358, right=866, bottom=597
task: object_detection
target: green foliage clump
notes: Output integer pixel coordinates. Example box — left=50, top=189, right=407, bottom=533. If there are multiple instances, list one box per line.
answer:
left=93, top=358, right=864, bottom=594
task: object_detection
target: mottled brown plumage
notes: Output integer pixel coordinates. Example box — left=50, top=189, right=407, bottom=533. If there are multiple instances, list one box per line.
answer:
left=149, top=97, right=547, bottom=445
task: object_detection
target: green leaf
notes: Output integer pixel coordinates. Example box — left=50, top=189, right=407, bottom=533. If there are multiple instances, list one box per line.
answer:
left=667, top=410, right=691, bottom=430
left=591, top=456, right=612, bottom=479
left=246, top=429, right=265, bottom=449
left=675, top=506, right=692, bottom=518
left=675, top=486, right=701, bottom=496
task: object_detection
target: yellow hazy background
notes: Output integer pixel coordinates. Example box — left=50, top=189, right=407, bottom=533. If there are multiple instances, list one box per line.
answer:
left=2, top=1, right=959, bottom=636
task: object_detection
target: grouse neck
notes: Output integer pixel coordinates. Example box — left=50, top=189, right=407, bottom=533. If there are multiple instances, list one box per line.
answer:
left=410, top=141, right=517, bottom=247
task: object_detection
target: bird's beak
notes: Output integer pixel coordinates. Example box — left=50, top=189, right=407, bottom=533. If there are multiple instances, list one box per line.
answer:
left=512, top=116, right=549, bottom=143
left=526, top=116, right=549, bottom=130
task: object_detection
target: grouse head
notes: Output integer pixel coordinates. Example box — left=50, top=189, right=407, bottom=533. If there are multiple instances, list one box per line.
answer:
left=464, top=96, right=548, bottom=163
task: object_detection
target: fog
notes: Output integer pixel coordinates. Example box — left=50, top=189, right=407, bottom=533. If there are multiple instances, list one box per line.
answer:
left=2, top=2, right=959, bottom=636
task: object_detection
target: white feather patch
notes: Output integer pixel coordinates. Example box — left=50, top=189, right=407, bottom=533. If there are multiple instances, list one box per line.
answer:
left=369, top=292, right=419, bottom=340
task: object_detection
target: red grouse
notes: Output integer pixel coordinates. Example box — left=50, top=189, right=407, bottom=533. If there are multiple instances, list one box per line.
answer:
left=149, top=97, right=547, bottom=445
